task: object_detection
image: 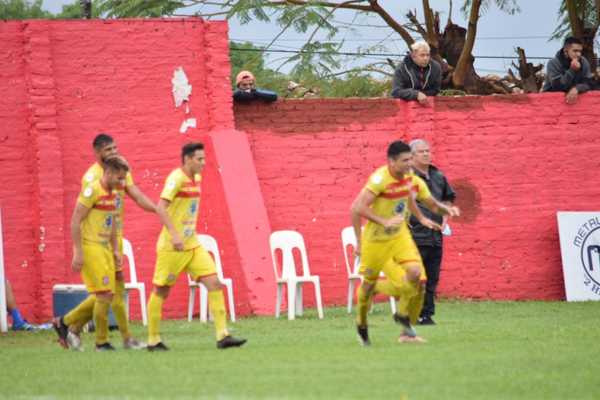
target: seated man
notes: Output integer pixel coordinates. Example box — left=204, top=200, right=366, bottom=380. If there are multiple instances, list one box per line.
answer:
left=542, top=36, right=593, bottom=104
left=233, top=70, right=278, bottom=104
left=4, top=279, right=49, bottom=331
left=391, top=41, right=442, bottom=104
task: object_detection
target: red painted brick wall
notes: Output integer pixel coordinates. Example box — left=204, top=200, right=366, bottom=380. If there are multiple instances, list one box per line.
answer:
left=235, top=93, right=600, bottom=305
left=1, top=19, right=250, bottom=322
left=3, top=19, right=600, bottom=323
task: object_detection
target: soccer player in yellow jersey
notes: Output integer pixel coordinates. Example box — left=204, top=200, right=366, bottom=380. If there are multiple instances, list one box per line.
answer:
left=351, top=140, right=459, bottom=345
left=53, top=156, right=130, bottom=351
left=146, top=142, right=246, bottom=351
left=55, top=134, right=156, bottom=351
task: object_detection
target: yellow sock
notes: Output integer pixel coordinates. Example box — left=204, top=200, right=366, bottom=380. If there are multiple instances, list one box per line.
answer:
left=93, top=297, right=111, bottom=345
left=208, top=290, right=229, bottom=341
left=111, top=279, right=131, bottom=340
left=408, top=284, right=425, bottom=325
left=396, top=280, right=419, bottom=317
left=356, top=285, right=373, bottom=327
left=147, top=292, right=164, bottom=346
left=64, top=295, right=95, bottom=329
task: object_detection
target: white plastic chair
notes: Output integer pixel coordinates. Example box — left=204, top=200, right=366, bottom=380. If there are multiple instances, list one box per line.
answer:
left=341, top=226, right=396, bottom=315
left=122, top=238, right=148, bottom=326
left=187, top=234, right=236, bottom=323
left=270, top=230, right=324, bottom=320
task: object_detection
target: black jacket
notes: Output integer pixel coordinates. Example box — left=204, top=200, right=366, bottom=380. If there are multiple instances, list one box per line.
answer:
left=542, top=49, right=593, bottom=93
left=409, top=165, right=456, bottom=247
left=391, top=55, right=442, bottom=100
left=233, top=88, right=278, bottom=104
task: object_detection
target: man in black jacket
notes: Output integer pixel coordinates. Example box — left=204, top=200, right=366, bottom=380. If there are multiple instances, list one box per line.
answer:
left=391, top=41, right=442, bottom=104
left=542, top=36, right=594, bottom=105
left=409, top=139, right=456, bottom=325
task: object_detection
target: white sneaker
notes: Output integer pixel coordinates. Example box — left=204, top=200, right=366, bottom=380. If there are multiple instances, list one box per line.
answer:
left=123, top=337, right=147, bottom=350
left=67, top=331, right=83, bottom=352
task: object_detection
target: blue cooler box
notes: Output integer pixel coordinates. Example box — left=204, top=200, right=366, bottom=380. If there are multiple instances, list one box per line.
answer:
left=52, top=284, right=119, bottom=329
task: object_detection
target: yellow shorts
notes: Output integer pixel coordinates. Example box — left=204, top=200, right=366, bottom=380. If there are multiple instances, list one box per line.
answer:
left=81, top=242, right=115, bottom=293
left=153, top=246, right=216, bottom=287
left=359, top=236, right=425, bottom=284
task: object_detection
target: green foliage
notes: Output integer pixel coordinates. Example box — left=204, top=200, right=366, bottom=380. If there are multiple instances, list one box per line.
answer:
left=55, top=1, right=101, bottom=19
left=0, top=0, right=52, bottom=19
left=551, top=0, right=599, bottom=40
left=95, top=0, right=185, bottom=18
left=230, top=41, right=390, bottom=98
left=1, top=302, right=600, bottom=399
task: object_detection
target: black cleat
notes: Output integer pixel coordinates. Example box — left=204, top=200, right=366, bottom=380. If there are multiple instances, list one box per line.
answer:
left=147, top=342, right=170, bottom=352
left=217, top=335, right=247, bottom=349
left=393, top=313, right=417, bottom=337
left=52, top=317, right=69, bottom=349
left=357, top=325, right=371, bottom=346
left=95, top=342, right=116, bottom=352
left=418, top=316, right=436, bottom=325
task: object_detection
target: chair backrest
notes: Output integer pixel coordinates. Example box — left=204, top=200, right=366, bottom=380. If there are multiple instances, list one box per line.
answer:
left=269, top=230, right=311, bottom=280
left=197, top=234, right=225, bottom=280
left=341, top=226, right=359, bottom=276
left=122, top=238, right=138, bottom=284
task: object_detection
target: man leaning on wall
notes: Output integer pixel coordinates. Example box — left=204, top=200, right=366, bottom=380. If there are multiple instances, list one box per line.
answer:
left=390, top=41, right=442, bottom=106
left=409, top=139, right=456, bottom=325
left=542, top=36, right=594, bottom=105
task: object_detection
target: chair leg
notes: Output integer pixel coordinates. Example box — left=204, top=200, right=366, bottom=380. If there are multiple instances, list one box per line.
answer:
left=347, top=279, right=356, bottom=314
left=287, top=282, right=297, bottom=320
left=139, top=288, right=148, bottom=326
left=275, top=284, right=283, bottom=318
left=295, top=284, right=303, bottom=316
left=200, top=285, right=208, bottom=323
left=226, top=283, right=235, bottom=323
left=313, top=279, right=324, bottom=319
left=187, top=286, right=196, bottom=322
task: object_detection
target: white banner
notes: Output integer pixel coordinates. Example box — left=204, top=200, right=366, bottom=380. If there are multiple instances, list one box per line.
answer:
left=557, top=212, right=600, bottom=301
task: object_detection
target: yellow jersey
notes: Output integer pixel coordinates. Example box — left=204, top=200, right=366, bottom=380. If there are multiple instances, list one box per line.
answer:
left=82, top=162, right=134, bottom=235
left=362, top=166, right=431, bottom=242
left=77, top=180, right=117, bottom=246
left=156, top=168, right=201, bottom=252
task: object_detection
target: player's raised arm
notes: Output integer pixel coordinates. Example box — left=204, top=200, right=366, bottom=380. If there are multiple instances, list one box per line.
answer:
left=126, top=184, right=157, bottom=213
left=156, top=198, right=183, bottom=251
left=407, top=195, right=442, bottom=231
left=421, top=195, right=460, bottom=218
left=70, top=203, right=91, bottom=272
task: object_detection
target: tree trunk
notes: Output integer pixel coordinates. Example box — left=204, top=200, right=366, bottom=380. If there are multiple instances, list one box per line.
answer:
left=80, top=0, right=92, bottom=19
left=514, top=47, right=543, bottom=93
left=452, top=0, right=481, bottom=89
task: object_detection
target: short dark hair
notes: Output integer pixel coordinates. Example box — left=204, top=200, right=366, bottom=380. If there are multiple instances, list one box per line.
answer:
left=93, top=133, right=114, bottom=150
left=181, top=142, right=205, bottom=164
left=103, top=155, right=129, bottom=173
left=564, top=36, right=583, bottom=47
left=387, top=140, right=411, bottom=160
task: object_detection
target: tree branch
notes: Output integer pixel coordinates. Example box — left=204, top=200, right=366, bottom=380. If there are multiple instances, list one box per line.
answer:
left=368, top=0, right=415, bottom=47
left=267, top=0, right=373, bottom=11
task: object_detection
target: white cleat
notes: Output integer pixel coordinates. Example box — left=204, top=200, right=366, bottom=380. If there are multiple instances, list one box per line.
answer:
left=123, top=337, right=147, bottom=350
left=67, top=331, right=83, bottom=352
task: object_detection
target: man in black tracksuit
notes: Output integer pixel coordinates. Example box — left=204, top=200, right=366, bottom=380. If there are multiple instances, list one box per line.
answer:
left=391, top=41, right=442, bottom=104
left=409, top=139, right=456, bottom=325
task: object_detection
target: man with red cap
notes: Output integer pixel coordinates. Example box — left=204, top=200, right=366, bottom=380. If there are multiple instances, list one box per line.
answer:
left=233, top=70, right=278, bottom=103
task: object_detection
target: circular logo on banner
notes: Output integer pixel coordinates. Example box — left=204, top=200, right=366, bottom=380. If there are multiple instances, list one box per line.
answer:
left=580, top=226, right=600, bottom=286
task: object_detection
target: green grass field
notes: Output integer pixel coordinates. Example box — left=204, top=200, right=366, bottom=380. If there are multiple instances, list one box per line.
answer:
left=1, top=300, right=599, bottom=400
